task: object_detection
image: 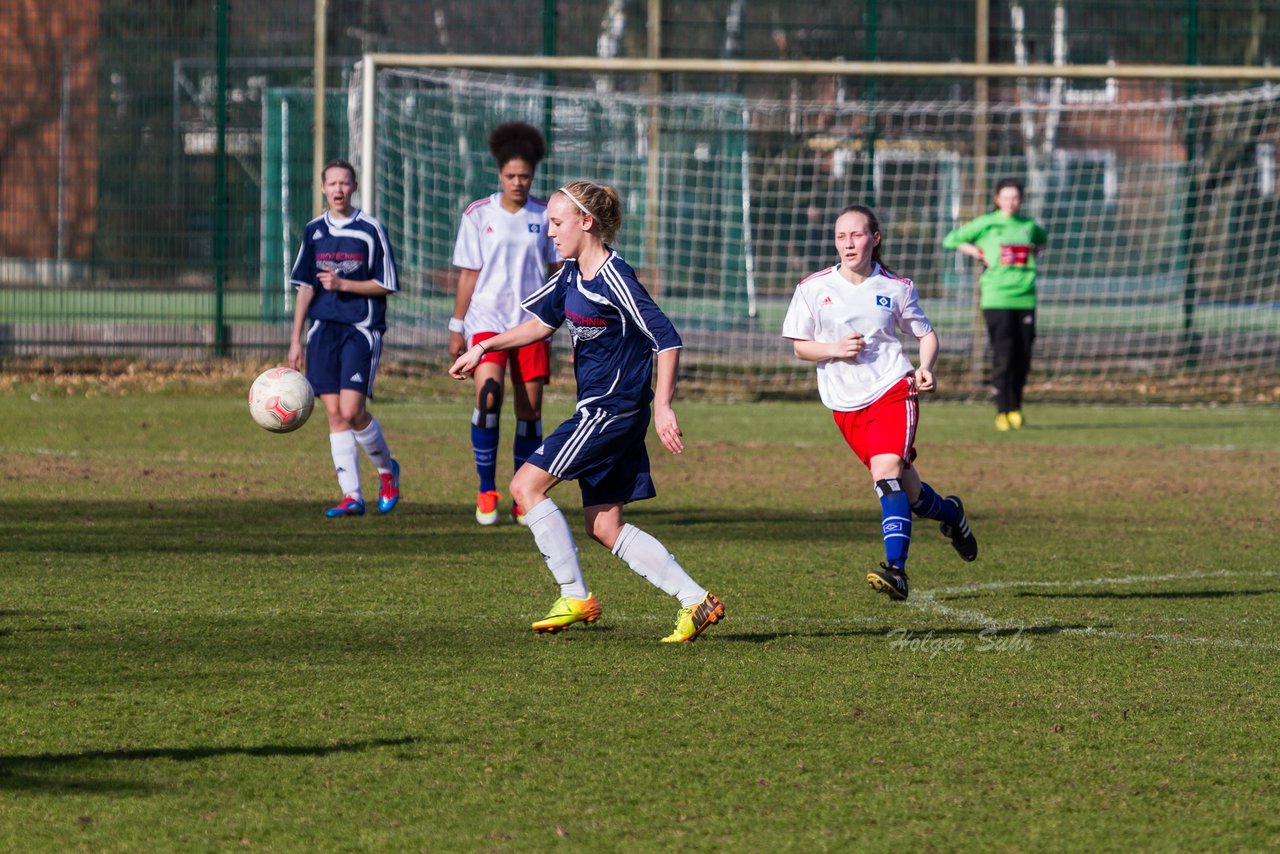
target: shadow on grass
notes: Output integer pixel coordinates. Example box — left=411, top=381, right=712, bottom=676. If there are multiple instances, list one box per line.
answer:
left=0, top=624, right=73, bottom=638
left=0, top=500, right=887, bottom=556
left=0, top=609, right=77, bottom=638
left=0, top=736, right=418, bottom=794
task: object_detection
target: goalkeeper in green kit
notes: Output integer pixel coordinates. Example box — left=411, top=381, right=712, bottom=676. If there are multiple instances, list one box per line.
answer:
left=943, top=178, right=1048, bottom=431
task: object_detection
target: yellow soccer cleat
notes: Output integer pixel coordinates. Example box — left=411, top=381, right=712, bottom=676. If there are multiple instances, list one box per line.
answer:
left=994, top=412, right=1011, bottom=432
left=866, top=563, right=909, bottom=601
left=661, top=592, right=725, bottom=643
left=531, top=593, right=602, bottom=634
left=1007, top=410, right=1024, bottom=430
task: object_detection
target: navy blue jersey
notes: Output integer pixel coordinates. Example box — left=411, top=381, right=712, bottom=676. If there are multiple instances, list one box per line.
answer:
left=522, top=251, right=682, bottom=414
left=290, top=209, right=398, bottom=331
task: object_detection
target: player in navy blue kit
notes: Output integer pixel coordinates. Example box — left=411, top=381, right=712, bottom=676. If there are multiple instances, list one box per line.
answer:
left=448, top=180, right=724, bottom=642
left=288, top=159, right=401, bottom=518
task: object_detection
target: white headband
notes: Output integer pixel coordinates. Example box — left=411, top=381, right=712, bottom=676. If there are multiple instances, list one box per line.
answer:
left=559, top=186, right=593, bottom=218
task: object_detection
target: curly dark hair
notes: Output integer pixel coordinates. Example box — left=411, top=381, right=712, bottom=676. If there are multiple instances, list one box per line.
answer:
left=488, top=121, right=547, bottom=168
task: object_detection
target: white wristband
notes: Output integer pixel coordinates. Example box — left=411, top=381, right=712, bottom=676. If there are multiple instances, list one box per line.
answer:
left=447, top=317, right=465, bottom=334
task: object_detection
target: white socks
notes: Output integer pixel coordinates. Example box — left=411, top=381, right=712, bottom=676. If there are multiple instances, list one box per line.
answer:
left=612, top=524, right=706, bottom=607
left=524, top=499, right=588, bottom=600
left=523, top=505, right=705, bottom=607
left=353, top=417, right=393, bottom=474
left=329, top=430, right=362, bottom=499
left=331, top=419, right=392, bottom=500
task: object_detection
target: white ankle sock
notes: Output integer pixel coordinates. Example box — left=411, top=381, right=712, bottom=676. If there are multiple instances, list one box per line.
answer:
left=612, top=524, right=706, bottom=607
left=329, top=430, right=362, bottom=499
left=524, top=499, right=588, bottom=599
left=353, top=417, right=393, bottom=474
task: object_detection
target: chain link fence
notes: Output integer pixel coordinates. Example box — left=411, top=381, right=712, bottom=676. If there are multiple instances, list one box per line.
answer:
left=2, top=2, right=1278, bottom=400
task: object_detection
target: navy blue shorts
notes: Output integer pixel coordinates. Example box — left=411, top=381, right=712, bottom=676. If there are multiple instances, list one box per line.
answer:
left=305, top=320, right=383, bottom=399
left=528, top=406, right=656, bottom=507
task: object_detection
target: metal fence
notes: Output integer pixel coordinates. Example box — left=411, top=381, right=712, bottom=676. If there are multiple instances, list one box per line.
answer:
left=2, top=1, right=1278, bottom=399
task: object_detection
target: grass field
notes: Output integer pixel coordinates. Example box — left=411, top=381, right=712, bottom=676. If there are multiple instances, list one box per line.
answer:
left=2, top=371, right=1279, bottom=852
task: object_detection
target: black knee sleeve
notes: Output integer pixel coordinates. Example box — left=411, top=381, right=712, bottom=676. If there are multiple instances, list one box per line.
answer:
left=874, top=478, right=903, bottom=499
left=472, top=377, right=503, bottom=427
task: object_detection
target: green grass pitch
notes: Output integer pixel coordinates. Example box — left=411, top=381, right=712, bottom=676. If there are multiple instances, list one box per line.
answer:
left=2, top=372, right=1279, bottom=851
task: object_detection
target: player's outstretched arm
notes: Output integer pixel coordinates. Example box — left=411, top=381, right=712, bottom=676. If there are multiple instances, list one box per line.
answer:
left=288, top=285, right=315, bottom=371
left=791, top=334, right=864, bottom=363
left=653, top=348, right=683, bottom=455
left=316, top=271, right=390, bottom=296
left=956, top=242, right=987, bottom=267
left=914, top=330, right=940, bottom=393
left=449, top=268, right=480, bottom=359
left=448, top=317, right=554, bottom=380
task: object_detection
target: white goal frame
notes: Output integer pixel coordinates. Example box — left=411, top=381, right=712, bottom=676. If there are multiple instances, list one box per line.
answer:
left=358, top=52, right=1280, bottom=214
left=352, top=53, right=1280, bottom=397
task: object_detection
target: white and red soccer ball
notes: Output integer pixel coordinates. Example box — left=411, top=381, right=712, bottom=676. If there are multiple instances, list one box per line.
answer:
left=248, top=367, right=315, bottom=433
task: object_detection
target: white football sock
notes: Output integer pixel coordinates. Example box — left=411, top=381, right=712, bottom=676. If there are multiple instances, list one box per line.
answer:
left=353, top=417, right=393, bottom=474
left=612, top=524, right=706, bottom=607
left=329, top=430, right=362, bottom=499
left=524, top=499, right=588, bottom=599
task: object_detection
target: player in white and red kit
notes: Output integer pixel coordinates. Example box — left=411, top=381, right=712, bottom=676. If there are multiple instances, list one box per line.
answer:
left=450, top=122, right=562, bottom=526
left=783, top=204, right=977, bottom=601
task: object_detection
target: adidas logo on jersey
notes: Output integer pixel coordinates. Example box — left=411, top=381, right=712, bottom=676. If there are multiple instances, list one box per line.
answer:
left=313, top=229, right=324, bottom=240
left=821, top=296, right=833, bottom=305
left=484, top=225, right=495, bottom=234
left=350, top=372, right=364, bottom=383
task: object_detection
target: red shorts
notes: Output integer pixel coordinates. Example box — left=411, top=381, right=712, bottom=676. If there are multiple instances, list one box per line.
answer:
left=833, top=376, right=919, bottom=470
left=471, top=331, right=551, bottom=384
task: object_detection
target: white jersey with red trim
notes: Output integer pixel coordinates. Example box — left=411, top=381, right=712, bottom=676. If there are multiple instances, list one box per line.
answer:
left=451, top=193, right=560, bottom=339
left=782, top=263, right=934, bottom=411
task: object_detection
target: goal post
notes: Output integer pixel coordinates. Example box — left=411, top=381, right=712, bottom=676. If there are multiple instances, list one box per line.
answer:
left=350, top=53, right=1280, bottom=400
left=357, top=53, right=1280, bottom=213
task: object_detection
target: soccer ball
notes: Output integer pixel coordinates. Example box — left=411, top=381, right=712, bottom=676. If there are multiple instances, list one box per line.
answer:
left=248, top=367, right=315, bottom=433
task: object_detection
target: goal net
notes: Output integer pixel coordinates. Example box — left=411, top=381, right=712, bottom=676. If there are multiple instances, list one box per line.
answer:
left=351, top=64, right=1280, bottom=401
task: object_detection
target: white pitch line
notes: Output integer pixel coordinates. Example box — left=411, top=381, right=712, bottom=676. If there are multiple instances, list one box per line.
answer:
left=1057, top=626, right=1280, bottom=651
left=905, top=595, right=1005, bottom=629
left=909, top=568, right=1280, bottom=650
left=923, top=568, right=1249, bottom=599
left=1108, top=613, right=1274, bottom=626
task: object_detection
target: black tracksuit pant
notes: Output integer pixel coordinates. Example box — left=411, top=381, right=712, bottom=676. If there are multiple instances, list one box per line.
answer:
left=983, top=308, right=1036, bottom=413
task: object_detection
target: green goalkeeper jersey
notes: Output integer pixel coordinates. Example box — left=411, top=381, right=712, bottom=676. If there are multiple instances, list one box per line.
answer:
left=942, top=211, right=1048, bottom=309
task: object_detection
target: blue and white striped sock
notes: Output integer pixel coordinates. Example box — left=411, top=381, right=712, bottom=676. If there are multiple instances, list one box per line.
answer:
left=876, top=478, right=912, bottom=569
left=471, top=408, right=499, bottom=493
left=513, top=418, right=542, bottom=473
left=911, top=481, right=961, bottom=526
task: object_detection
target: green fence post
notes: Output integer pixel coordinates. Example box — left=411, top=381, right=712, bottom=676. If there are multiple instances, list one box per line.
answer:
left=213, top=0, right=229, bottom=356
left=864, top=0, right=878, bottom=201
left=542, top=0, right=556, bottom=147
left=1181, top=0, right=1200, bottom=369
